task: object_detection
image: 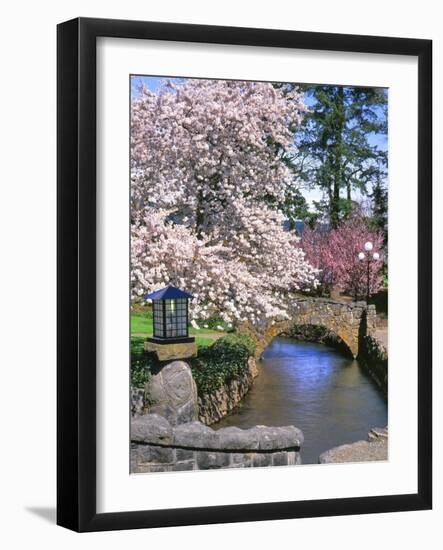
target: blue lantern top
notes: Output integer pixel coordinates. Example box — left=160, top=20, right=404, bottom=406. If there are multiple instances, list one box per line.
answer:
left=144, top=285, right=194, bottom=301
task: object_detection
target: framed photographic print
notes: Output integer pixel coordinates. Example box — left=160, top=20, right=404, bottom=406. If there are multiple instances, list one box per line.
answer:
left=57, top=17, right=432, bottom=532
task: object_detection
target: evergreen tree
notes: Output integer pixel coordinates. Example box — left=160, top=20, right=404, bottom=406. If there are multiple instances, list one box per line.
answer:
left=286, top=84, right=388, bottom=227
left=370, top=177, right=388, bottom=245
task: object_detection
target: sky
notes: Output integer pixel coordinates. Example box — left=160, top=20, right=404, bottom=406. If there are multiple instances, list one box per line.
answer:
left=131, top=75, right=387, bottom=209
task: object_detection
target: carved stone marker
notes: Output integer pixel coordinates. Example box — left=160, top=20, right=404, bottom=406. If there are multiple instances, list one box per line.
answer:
left=146, top=361, right=199, bottom=425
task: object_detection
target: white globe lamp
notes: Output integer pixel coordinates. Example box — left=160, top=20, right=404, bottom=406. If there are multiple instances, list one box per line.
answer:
left=364, top=241, right=373, bottom=251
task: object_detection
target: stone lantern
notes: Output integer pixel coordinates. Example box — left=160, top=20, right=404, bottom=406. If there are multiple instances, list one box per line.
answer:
left=143, top=285, right=197, bottom=361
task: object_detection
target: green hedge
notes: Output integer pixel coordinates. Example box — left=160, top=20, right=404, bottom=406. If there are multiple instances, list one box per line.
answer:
left=130, top=332, right=256, bottom=393
left=131, top=337, right=154, bottom=387
left=190, top=333, right=256, bottom=394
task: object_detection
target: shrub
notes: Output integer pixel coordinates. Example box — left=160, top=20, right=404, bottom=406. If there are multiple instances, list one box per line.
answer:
left=190, top=333, right=256, bottom=394
left=130, top=337, right=155, bottom=387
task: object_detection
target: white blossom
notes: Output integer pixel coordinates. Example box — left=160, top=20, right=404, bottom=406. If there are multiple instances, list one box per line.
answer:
left=130, top=79, right=317, bottom=326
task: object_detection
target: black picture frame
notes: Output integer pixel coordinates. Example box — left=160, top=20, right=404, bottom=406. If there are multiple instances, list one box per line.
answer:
left=57, top=17, right=432, bottom=532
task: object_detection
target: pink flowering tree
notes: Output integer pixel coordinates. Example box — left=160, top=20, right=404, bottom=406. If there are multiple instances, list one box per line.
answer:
left=301, top=217, right=384, bottom=300
left=131, top=79, right=318, bottom=325
left=299, top=225, right=336, bottom=295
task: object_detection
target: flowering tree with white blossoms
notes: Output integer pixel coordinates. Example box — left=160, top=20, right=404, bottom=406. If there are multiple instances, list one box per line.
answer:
left=131, top=78, right=318, bottom=325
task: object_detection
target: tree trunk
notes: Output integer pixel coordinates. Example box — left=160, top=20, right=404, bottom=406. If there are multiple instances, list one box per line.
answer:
left=330, top=87, right=345, bottom=228
left=330, top=175, right=340, bottom=228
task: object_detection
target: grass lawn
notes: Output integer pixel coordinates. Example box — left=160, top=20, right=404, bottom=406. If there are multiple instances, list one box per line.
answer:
left=131, top=309, right=226, bottom=349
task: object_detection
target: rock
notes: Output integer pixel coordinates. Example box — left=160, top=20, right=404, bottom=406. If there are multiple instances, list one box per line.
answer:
left=272, top=451, right=289, bottom=466
left=254, top=425, right=304, bottom=450
left=252, top=453, right=272, bottom=467
left=319, top=439, right=387, bottom=463
left=176, top=448, right=194, bottom=461
left=149, top=464, right=169, bottom=473
left=359, top=336, right=388, bottom=393
left=368, top=426, right=388, bottom=441
left=147, top=361, right=198, bottom=425
left=196, top=451, right=229, bottom=469
left=319, top=427, right=388, bottom=463
left=173, top=421, right=219, bottom=449
left=144, top=340, right=197, bottom=361
left=131, top=387, right=146, bottom=416
left=137, top=445, right=174, bottom=464
left=287, top=451, right=300, bottom=465
left=247, top=356, right=259, bottom=377
left=216, top=426, right=260, bottom=450
left=172, top=461, right=194, bottom=471
left=230, top=453, right=253, bottom=468
left=131, top=413, right=173, bottom=445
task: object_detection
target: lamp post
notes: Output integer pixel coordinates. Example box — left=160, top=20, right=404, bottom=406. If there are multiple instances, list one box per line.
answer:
left=143, top=285, right=197, bottom=361
left=358, top=241, right=380, bottom=303
left=145, top=285, right=194, bottom=343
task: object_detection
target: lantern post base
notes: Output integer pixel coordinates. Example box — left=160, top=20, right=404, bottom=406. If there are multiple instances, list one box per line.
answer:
left=144, top=337, right=197, bottom=361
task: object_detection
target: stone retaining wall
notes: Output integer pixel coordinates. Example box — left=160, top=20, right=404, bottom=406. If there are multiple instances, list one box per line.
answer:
left=131, top=414, right=303, bottom=473
left=358, top=334, right=388, bottom=394
left=198, top=357, right=258, bottom=425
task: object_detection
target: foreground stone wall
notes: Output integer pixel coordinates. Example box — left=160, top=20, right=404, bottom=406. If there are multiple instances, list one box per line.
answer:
left=131, top=414, right=303, bottom=473
left=198, top=357, right=258, bottom=425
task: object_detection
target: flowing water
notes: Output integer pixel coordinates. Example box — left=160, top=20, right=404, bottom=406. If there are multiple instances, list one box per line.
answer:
left=213, top=336, right=387, bottom=464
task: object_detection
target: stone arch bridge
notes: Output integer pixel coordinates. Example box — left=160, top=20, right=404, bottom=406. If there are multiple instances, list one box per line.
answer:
left=244, top=298, right=377, bottom=359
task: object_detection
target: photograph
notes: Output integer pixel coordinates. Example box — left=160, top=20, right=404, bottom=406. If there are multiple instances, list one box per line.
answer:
left=0, top=0, right=436, bottom=541
left=129, top=75, right=389, bottom=472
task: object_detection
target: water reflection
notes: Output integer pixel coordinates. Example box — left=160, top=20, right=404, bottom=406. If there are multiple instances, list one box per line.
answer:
left=213, top=337, right=387, bottom=464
